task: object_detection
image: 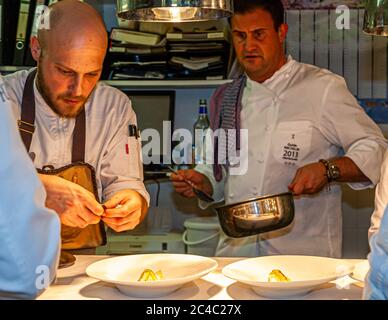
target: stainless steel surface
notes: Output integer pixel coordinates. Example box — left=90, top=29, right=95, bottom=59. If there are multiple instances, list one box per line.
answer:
left=116, top=0, right=233, bottom=22
left=363, top=0, right=388, bottom=36
left=215, top=192, right=295, bottom=238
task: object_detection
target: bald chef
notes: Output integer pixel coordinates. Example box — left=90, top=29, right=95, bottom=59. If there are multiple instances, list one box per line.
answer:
left=3, top=0, right=149, bottom=254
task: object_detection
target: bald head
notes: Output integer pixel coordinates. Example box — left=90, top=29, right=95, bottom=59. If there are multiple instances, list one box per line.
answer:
left=30, top=0, right=109, bottom=118
left=38, top=0, right=107, bottom=54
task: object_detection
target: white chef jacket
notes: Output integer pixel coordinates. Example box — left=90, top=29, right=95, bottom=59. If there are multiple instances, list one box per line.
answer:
left=0, top=76, right=60, bottom=299
left=3, top=69, right=150, bottom=205
left=369, top=149, right=388, bottom=239
left=196, top=56, right=387, bottom=258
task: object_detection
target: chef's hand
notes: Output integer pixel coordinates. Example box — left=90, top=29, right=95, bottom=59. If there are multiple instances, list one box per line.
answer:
left=170, top=169, right=213, bottom=198
left=102, top=189, right=148, bottom=232
left=288, top=162, right=328, bottom=196
left=39, top=174, right=104, bottom=228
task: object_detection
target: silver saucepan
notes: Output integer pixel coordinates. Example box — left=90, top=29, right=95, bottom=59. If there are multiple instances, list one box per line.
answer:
left=214, top=192, right=295, bottom=238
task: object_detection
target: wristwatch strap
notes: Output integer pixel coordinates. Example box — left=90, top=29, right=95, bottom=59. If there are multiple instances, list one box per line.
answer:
left=319, top=159, right=340, bottom=182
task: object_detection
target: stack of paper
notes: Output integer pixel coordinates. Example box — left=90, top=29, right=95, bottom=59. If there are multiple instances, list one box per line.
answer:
left=106, top=28, right=168, bottom=80
left=166, top=30, right=230, bottom=80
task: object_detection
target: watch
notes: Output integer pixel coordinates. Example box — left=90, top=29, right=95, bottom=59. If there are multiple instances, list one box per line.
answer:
left=319, top=159, right=340, bottom=182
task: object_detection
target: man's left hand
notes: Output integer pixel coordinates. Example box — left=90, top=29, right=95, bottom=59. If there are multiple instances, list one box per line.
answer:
left=288, top=162, right=328, bottom=196
left=102, top=189, right=148, bottom=232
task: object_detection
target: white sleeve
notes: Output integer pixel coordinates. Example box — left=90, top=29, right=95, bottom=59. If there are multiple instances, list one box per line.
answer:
left=100, top=99, right=150, bottom=205
left=369, top=150, right=388, bottom=238
left=0, top=79, right=60, bottom=299
left=319, top=77, right=388, bottom=189
left=194, top=164, right=226, bottom=209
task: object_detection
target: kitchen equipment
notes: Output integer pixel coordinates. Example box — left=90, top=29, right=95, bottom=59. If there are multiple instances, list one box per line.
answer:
left=183, top=216, right=220, bottom=256
left=167, top=165, right=215, bottom=202
left=222, top=255, right=354, bottom=299
left=95, top=231, right=185, bottom=255
left=214, top=192, right=294, bottom=238
left=116, top=0, right=233, bottom=22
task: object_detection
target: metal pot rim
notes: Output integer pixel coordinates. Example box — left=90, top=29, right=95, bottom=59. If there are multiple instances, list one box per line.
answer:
left=214, top=192, right=293, bottom=210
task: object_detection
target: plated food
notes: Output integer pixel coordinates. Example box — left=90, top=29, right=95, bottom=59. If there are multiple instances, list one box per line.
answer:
left=137, top=269, right=164, bottom=282
left=86, top=254, right=218, bottom=298
left=222, top=255, right=354, bottom=298
left=268, top=269, right=291, bottom=282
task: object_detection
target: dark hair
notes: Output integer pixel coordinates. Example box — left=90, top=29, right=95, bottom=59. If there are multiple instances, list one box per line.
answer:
left=233, top=0, right=285, bottom=30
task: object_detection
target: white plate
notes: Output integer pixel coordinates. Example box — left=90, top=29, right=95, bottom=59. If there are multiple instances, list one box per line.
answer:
left=222, top=255, right=354, bottom=299
left=86, top=254, right=218, bottom=298
left=351, top=260, right=369, bottom=282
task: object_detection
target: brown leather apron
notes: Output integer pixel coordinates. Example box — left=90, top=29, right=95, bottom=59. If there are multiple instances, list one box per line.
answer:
left=18, top=69, right=106, bottom=250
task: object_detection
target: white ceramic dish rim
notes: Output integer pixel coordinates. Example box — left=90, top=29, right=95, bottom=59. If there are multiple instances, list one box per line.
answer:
left=222, top=255, right=354, bottom=289
left=86, top=254, right=218, bottom=287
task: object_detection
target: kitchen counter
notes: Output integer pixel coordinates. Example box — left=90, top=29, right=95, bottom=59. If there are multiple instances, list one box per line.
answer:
left=38, top=255, right=365, bottom=300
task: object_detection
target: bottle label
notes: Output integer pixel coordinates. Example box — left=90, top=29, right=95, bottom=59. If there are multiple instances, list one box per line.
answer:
left=199, top=106, right=207, bottom=114
left=193, top=128, right=208, bottom=165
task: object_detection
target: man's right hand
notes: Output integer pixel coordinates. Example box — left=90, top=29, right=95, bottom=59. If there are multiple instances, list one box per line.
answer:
left=170, top=169, right=213, bottom=199
left=39, top=174, right=104, bottom=228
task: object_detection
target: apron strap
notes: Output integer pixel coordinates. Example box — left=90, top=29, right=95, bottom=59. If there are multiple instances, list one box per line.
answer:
left=72, top=108, right=85, bottom=162
left=19, top=69, right=86, bottom=162
left=19, top=69, right=37, bottom=150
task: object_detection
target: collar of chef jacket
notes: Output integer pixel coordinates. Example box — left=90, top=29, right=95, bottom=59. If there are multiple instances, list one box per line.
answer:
left=245, top=55, right=296, bottom=99
left=33, top=79, right=80, bottom=131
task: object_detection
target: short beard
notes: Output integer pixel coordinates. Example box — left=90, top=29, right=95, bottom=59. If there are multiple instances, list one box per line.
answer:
left=36, top=64, right=85, bottom=119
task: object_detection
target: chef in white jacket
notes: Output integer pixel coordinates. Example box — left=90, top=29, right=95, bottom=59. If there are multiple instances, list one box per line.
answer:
left=0, top=76, right=60, bottom=299
left=171, top=0, right=388, bottom=258
left=3, top=0, right=150, bottom=238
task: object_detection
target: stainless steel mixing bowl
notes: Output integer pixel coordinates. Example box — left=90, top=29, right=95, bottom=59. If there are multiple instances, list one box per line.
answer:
left=215, top=192, right=295, bottom=238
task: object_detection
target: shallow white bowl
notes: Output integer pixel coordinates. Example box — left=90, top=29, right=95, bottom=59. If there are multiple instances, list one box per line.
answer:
left=222, top=255, right=354, bottom=299
left=86, top=254, right=218, bottom=298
